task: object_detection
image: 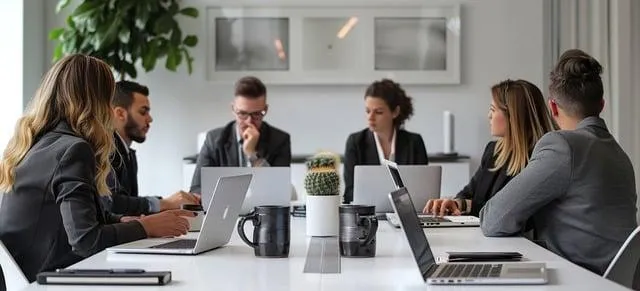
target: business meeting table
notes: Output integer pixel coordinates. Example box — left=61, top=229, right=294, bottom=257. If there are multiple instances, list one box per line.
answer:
left=21, top=217, right=629, bottom=291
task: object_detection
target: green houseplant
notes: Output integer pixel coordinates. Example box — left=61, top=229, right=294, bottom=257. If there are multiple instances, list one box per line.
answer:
left=50, top=0, right=199, bottom=80
left=304, top=152, right=341, bottom=236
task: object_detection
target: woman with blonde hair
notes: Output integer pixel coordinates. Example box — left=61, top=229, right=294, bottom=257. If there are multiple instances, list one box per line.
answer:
left=0, top=54, right=193, bottom=282
left=425, top=79, right=557, bottom=216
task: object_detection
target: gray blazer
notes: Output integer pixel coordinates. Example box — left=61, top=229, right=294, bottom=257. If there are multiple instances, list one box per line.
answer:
left=480, top=117, right=637, bottom=275
left=0, top=122, right=147, bottom=282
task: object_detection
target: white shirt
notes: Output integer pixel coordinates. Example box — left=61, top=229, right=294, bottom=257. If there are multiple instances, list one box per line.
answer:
left=373, top=130, right=396, bottom=163
left=115, top=132, right=129, bottom=154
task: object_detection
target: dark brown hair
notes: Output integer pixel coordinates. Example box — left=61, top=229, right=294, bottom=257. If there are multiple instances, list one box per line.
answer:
left=365, top=79, right=414, bottom=128
left=549, top=49, right=604, bottom=118
left=113, top=80, right=149, bottom=109
left=234, top=76, right=266, bottom=99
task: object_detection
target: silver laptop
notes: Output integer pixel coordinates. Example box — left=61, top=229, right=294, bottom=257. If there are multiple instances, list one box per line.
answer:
left=107, top=174, right=252, bottom=255
left=389, top=188, right=547, bottom=285
left=382, top=160, right=480, bottom=227
left=353, top=165, right=441, bottom=213
left=202, top=167, right=290, bottom=214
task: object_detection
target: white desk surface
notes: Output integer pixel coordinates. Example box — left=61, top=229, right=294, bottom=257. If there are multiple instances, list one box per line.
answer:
left=22, top=218, right=628, bottom=291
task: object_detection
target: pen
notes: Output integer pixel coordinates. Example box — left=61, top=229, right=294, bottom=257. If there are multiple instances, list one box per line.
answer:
left=57, top=268, right=146, bottom=274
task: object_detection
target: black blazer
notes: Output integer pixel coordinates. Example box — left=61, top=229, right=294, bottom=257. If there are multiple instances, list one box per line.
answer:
left=190, top=121, right=291, bottom=194
left=0, top=122, right=146, bottom=282
left=104, top=132, right=150, bottom=216
left=343, top=128, right=429, bottom=204
left=455, top=141, right=513, bottom=216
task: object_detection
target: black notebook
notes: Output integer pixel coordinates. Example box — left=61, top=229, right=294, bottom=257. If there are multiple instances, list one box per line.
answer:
left=36, top=269, right=171, bottom=285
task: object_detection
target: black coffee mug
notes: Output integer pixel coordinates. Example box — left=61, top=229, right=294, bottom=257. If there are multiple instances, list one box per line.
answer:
left=237, top=205, right=290, bottom=258
left=339, top=205, right=378, bottom=257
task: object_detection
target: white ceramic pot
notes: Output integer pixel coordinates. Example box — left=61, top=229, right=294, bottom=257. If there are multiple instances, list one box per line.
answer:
left=306, top=195, right=340, bottom=236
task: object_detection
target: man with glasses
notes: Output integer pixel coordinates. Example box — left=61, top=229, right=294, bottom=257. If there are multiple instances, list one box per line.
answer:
left=189, top=76, right=291, bottom=195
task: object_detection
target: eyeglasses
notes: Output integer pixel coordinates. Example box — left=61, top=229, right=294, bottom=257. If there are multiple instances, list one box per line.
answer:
left=234, top=109, right=266, bottom=120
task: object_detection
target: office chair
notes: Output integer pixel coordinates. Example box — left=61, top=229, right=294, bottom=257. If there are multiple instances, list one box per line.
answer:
left=0, top=240, right=28, bottom=291
left=603, top=226, right=640, bottom=290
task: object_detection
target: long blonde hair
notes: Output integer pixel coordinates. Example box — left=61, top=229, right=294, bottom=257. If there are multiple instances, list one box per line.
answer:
left=0, top=54, right=115, bottom=196
left=491, top=79, right=557, bottom=176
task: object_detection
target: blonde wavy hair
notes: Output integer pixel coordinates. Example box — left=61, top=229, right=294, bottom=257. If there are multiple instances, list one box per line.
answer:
left=0, top=54, right=115, bottom=196
left=491, top=79, right=557, bottom=176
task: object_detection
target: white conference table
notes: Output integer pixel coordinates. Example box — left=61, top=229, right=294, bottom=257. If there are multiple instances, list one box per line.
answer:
left=22, top=217, right=629, bottom=291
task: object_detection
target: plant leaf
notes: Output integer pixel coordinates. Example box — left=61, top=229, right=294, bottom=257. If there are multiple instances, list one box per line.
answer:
left=183, top=35, right=198, bottom=47
left=142, top=44, right=158, bottom=71
left=179, top=7, right=199, bottom=18
left=49, top=28, right=64, bottom=40
left=170, top=27, right=182, bottom=46
left=181, top=48, right=193, bottom=74
left=153, top=15, right=174, bottom=34
left=55, top=0, right=71, bottom=13
left=52, top=43, right=63, bottom=62
left=165, top=49, right=182, bottom=72
left=122, top=61, right=137, bottom=79
left=72, top=1, right=102, bottom=17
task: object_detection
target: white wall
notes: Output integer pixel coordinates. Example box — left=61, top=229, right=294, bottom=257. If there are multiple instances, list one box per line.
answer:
left=45, top=0, right=546, bottom=197
left=0, top=1, right=24, bottom=150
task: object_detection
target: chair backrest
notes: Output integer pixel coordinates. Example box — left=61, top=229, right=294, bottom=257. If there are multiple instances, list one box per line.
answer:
left=604, top=226, right=640, bottom=290
left=0, top=240, right=28, bottom=291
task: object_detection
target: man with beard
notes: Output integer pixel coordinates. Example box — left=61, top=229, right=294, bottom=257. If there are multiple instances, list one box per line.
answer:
left=105, top=81, right=200, bottom=217
left=189, top=76, right=291, bottom=195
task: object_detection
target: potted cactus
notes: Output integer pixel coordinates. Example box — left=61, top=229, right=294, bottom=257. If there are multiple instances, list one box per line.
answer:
left=304, top=152, right=341, bottom=236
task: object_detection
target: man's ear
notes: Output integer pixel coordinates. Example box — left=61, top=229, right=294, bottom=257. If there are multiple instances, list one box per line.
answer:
left=599, top=98, right=605, bottom=113
left=113, top=106, right=128, bottom=121
left=549, top=99, right=559, bottom=117
left=264, top=104, right=269, bottom=115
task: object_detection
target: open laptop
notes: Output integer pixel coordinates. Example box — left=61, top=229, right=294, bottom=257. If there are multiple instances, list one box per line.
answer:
left=107, top=174, right=252, bottom=255
left=383, top=160, right=480, bottom=227
left=353, top=165, right=441, bottom=214
left=389, top=187, right=547, bottom=285
left=202, top=167, right=290, bottom=214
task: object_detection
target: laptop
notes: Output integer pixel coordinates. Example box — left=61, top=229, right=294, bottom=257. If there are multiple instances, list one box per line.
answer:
left=353, top=165, right=441, bottom=214
left=107, top=174, right=252, bottom=255
left=201, top=167, right=290, bottom=214
left=389, top=187, right=548, bottom=285
left=382, top=160, right=480, bottom=227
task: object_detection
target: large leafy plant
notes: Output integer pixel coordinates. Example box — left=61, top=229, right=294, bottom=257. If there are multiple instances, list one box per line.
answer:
left=50, top=0, right=199, bottom=80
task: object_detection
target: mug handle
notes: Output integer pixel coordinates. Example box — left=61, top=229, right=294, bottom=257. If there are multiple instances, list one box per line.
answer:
left=360, top=216, right=378, bottom=246
left=237, top=211, right=259, bottom=249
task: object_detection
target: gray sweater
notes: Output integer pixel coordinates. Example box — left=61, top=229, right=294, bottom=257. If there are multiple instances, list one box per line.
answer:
left=480, top=117, right=637, bottom=275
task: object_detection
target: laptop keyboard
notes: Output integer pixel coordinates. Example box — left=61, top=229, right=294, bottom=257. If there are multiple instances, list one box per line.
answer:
left=435, top=264, right=503, bottom=278
left=419, top=216, right=451, bottom=223
left=149, top=239, right=197, bottom=249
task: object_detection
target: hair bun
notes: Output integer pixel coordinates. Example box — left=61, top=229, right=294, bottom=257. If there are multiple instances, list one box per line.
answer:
left=555, top=49, right=603, bottom=81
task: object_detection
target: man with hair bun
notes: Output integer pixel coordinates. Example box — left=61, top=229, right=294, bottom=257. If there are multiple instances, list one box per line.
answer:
left=479, top=49, right=637, bottom=275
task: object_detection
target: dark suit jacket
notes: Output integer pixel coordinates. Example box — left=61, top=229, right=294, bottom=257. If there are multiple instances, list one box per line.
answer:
left=0, top=122, right=147, bottom=282
left=190, top=121, right=291, bottom=194
left=105, top=132, right=150, bottom=216
left=455, top=141, right=513, bottom=216
left=343, top=128, right=429, bottom=204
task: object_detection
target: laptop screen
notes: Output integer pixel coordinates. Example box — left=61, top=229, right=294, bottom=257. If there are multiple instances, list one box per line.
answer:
left=389, top=188, right=436, bottom=281
left=385, top=163, right=405, bottom=189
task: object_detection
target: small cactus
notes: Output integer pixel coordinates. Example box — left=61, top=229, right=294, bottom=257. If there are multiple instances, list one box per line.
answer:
left=304, top=152, right=340, bottom=196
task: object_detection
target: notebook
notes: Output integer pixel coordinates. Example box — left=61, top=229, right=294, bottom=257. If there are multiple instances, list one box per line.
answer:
left=36, top=269, right=171, bottom=285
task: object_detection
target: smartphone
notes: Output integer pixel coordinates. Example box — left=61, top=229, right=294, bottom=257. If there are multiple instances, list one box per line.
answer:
left=445, top=252, right=523, bottom=262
